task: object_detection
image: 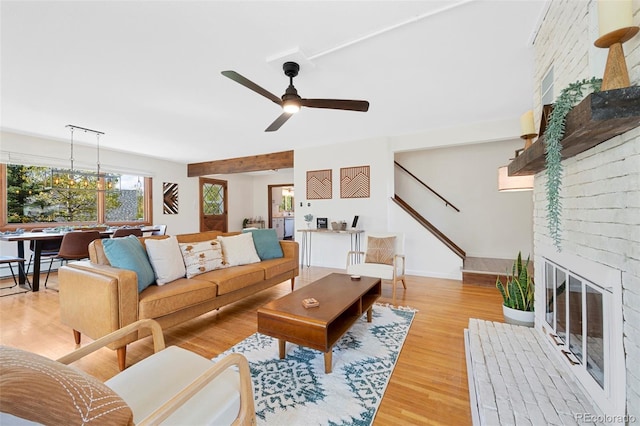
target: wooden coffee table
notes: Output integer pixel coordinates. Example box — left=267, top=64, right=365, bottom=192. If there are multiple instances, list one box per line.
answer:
left=257, top=272, right=381, bottom=373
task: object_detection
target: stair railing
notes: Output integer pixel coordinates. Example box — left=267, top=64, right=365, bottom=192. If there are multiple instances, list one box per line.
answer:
left=394, top=161, right=460, bottom=212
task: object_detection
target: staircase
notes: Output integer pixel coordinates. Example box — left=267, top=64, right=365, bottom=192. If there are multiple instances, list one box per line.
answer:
left=393, top=162, right=520, bottom=286
left=392, top=195, right=465, bottom=260
left=461, top=257, right=512, bottom=287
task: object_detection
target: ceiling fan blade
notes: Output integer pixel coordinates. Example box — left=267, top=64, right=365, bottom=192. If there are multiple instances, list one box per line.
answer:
left=300, top=98, right=369, bottom=112
left=265, top=112, right=294, bottom=132
left=221, top=70, right=282, bottom=105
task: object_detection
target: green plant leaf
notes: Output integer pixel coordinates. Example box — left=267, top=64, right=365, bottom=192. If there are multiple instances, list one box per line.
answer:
left=544, top=77, right=601, bottom=251
left=497, top=251, right=534, bottom=312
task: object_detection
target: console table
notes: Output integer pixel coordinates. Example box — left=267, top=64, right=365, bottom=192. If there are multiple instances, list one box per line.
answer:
left=296, top=229, right=364, bottom=267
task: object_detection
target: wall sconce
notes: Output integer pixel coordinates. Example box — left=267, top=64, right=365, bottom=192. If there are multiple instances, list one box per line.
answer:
left=520, top=110, right=537, bottom=150
left=595, top=0, right=639, bottom=90
left=498, top=166, right=534, bottom=192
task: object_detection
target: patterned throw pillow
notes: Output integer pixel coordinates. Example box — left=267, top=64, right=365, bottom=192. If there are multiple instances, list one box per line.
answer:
left=364, top=236, right=396, bottom=265
left=0, top=346, right=133, bottom=425
left=179, top=240, right=227, bottom=279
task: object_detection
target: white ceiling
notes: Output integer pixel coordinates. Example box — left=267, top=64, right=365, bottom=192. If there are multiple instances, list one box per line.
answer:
left=1, top=0, right=547, bottom=165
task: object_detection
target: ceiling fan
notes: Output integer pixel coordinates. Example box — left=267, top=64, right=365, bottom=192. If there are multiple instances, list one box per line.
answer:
left=221, top=62, right=369, bottom=132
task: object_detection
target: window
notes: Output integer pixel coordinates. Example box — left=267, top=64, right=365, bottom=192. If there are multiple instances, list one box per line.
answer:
left=2, top=163, right=152, bottom=227
left=105, top=175, right=146, bottom=222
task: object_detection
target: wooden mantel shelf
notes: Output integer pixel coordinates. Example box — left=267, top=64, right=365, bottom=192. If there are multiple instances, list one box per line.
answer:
left=508, top=86, right=640, bottom=176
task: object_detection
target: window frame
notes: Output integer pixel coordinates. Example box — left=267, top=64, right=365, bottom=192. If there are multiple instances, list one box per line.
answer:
left=0, top=163, right=153, bottom=230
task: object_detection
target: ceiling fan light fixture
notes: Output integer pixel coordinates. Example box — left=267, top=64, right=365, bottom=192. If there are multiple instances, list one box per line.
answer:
left=221, top=61, right=369, bottom=131
left=282, top=100, right=300, bottom=114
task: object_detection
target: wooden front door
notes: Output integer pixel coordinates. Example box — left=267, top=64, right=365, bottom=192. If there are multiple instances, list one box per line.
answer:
left=199, top=178, right=228, bottom=232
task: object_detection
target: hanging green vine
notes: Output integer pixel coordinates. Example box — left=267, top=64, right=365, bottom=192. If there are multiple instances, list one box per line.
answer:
left=544, top=77, right=601, bottom=251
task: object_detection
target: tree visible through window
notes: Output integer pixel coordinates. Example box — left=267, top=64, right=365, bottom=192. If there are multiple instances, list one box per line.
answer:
left=4, top=164, right=148, bottom=224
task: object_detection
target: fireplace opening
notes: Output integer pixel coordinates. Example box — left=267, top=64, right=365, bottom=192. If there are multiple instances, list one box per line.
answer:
left=545, top=261, right=605, bottom=388
left=537, top=248, right=624, bottom=417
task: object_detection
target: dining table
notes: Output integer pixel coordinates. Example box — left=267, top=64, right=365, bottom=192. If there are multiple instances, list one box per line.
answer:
left=0, top=232, right=66, bottom=292
left=0, top=226, right=159, bottom=291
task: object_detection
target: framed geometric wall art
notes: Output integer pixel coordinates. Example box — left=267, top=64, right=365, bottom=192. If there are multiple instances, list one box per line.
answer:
left=306, top=169, right=332, bottom=200
left=163, top=182, right=179, bottom=214
left=340, top=165, right=370, bottom=198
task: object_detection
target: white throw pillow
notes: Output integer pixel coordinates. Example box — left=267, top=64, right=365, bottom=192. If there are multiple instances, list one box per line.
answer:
left=218, top=233, right=261, bottom=266
left=179, top=239, right=227, bottom=279
left=144, top=236, right=186, bottom=285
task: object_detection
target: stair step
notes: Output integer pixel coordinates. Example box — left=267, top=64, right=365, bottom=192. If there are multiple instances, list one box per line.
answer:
left=462, top=257, right=513, bottom=287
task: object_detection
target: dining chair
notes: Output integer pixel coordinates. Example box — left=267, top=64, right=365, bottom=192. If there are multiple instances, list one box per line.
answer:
left=112, top=228, right=143, bottom=238
left=0, top=256, right=30, bottom=296
left=42, top=231, right=101, bottom=288
left=150, top=224, right=167, bottom=236
left=25, top=228, right=61, bottom=284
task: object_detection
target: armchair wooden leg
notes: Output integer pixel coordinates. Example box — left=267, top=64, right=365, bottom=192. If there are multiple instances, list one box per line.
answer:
left=392, top=282, right=397, bottom=306
left=73, top=330, right=81, bottom=345
left=401, top=277, right=407, bottom=289
left=291, top=277, right=295, bottom=291
left=117, top=346, right=127, bottom=371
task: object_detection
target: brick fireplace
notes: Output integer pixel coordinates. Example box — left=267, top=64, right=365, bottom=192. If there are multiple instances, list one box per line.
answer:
left=532, top=127, right=639, bottom=419
left=531, top=1, right=639, bottom=420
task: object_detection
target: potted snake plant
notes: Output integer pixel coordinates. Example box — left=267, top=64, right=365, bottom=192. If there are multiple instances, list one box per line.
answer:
left=496, top=252, right=534, bottom=326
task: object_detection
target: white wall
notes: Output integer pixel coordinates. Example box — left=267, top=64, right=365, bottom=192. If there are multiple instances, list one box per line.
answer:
left=395, top=139, right=534, bottom=259
left=388, top=200, right=463, bottom=279
left=2, top=120, right=536, bottom=281
left=294, top=137, right=393, bottom=270
left=0, top=130, right=200, bottom=256
left=250, top=170, right=294, bottom=223
left=291, top=116, right=535, bottom=278
left=390, top=117, right=520, bottom=152
left=531, top=0, right=640, bottom=418
left=205, top=170, right=294, bottom=232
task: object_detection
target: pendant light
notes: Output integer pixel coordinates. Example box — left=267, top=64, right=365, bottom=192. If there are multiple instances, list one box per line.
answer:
left=68, top=126, right=75, bottom=186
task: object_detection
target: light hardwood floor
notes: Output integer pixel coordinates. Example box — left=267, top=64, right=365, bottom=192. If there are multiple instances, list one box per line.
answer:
left=0, top=267, right=505, bottom=425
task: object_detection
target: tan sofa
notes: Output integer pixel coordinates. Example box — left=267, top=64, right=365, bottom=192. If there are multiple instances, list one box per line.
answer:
left=58, top=231, right=299, bottom=370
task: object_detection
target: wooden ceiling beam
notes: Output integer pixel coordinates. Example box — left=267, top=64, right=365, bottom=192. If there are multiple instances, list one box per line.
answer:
left=187, top=150, right=294, bottom=177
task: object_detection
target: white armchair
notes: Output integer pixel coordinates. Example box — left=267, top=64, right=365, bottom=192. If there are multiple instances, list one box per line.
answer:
left=346, top=233, right=406, bottom=305
left=0, top=319, right=256, bottom=426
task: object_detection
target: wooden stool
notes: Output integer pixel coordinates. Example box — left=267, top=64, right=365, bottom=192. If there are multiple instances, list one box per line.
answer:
left=0, top=256, right=31, bottom=294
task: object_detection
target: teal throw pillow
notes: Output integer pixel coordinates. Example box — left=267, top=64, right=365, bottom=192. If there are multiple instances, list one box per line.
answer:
left=242, top=228, right=283, bottom=260
left=103, top=235, right=155, bottom=292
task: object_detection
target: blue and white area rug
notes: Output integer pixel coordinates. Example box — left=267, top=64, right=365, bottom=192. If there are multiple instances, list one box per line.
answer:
left=213, top=304, right=416, bottom=426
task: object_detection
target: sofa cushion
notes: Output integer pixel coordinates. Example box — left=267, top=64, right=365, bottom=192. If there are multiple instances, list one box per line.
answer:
left=196, top=264, right=265, bottom=295
left=242, top=228, right=283, bottom=260
left=138, top=278, right=217, bottom=319
left=179, top=240, right=227, bottom=279
left=0, top=346, right=133, bottom=425
left=145, top=236, right=186, bottom=285
left=103, top=235, right=156, bottom=292
left=217, top=233, right=261, bottom=266
left=257, top=257, right=298, bottom=279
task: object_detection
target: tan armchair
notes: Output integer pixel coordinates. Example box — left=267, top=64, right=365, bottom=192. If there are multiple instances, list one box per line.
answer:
left=346, top=233, right=406, bottom=305
left=0, top=319, right=256, bottom=425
